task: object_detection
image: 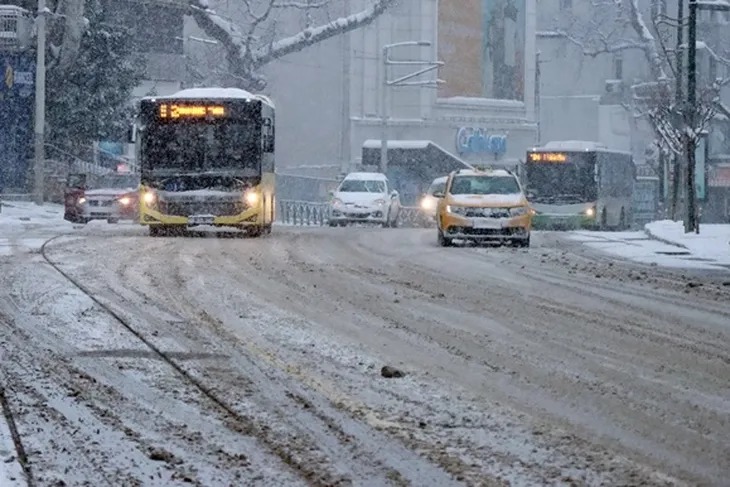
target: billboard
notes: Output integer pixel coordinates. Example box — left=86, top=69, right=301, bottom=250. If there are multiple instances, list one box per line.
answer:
left=438, top=0, right=526, bottom=101
left=0, top=51, right=35, bottom=192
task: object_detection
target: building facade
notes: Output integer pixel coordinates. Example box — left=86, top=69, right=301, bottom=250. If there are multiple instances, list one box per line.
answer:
left=253, top=0, right=538, bottom=175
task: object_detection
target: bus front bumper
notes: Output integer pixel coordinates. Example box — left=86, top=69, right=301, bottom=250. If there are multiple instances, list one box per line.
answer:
left=532, top=214, right=597, bottom=230
left=140, top=207, right=262, bottom=227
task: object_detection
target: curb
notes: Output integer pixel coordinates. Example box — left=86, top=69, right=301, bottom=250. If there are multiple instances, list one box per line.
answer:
left=643, top=225, right=689, bottom=249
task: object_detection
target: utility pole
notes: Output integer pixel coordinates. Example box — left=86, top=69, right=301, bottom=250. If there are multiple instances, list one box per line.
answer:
left=33, top=0, right=47, bottom=205
left=685, top=0, right=697, bottom=233
left=535, top=51, right=541, bottom=146
left=379, top=40, right=443, bottom=173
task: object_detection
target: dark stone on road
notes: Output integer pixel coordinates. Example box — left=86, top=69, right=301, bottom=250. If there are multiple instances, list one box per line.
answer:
left=381, top=365, right=405, bottom=378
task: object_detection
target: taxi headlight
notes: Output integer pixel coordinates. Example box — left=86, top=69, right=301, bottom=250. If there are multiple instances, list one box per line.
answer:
left=510, top=206, right=528, bottom=216
left=244, top=191, right=259, bottom=206
left=420, top=197, right=435, bottom=210
left=143, top=191, right=156, bottom=205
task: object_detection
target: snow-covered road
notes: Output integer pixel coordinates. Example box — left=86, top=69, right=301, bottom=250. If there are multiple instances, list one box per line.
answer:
left=1, top=222, right=729, bottom=486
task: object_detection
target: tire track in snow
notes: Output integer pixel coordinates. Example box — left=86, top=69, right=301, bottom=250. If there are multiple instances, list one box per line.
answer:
left=40, top=234, right=460, bottom=487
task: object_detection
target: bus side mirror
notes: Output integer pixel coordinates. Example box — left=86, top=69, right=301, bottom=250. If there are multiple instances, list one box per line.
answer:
left=128, top=124, right=137, bottom=144
left=263, top=118, right=274, bottom=153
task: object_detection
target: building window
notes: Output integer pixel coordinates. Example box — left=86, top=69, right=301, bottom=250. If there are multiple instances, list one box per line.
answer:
left=614, top=55, right=623, bottom=80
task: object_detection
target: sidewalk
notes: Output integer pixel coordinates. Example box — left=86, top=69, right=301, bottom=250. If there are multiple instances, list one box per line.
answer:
left=645, top=221, right=730, bottom=266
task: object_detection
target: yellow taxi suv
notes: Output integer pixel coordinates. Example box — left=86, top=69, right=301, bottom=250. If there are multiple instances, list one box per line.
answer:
left=435, top=168, right=533, bottom=248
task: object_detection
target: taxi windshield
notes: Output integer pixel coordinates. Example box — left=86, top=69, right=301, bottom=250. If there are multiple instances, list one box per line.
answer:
left=449, top=175, right=520, bottom=195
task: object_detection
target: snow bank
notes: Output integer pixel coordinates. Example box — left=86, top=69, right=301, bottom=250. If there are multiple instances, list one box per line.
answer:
left=645, top=221, right=730, bottom=262
left=0, top=202, right=67, bottom=229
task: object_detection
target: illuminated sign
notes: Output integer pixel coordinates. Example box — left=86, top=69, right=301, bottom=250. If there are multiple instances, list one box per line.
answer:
left=528, top=152, right=568, bottom=163
left=158, top=103, right=226, bottom=119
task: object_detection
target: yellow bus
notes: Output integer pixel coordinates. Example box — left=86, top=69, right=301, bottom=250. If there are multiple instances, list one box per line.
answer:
left=130, top=87, right=275, bottom=237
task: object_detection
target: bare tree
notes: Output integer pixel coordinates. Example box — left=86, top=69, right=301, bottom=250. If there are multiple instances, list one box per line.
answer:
left=552, top=0, right=730, bottom=232
left=187, top=0, right=397, bottom=91
left=36, top=0, right=395, bottom=89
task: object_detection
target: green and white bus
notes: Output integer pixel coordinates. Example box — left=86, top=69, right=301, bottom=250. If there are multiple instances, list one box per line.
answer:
left=525, top=141, right=636, bottom=230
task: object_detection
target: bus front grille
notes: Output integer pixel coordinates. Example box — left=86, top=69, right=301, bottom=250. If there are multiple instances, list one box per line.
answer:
left=160, top=200, right=245, bottom=217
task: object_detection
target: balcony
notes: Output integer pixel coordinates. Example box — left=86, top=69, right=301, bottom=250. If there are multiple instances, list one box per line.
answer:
left=0, top=5, right=31, bottom=50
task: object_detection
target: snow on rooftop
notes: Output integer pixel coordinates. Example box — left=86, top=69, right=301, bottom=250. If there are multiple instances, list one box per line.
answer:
left=540, top=140, right=609, bottom=151
left=455, top=168, right=513, bottom=177
left=343, top=171, right=387, bottom=180
left=362, top=139, right=433, bottom=150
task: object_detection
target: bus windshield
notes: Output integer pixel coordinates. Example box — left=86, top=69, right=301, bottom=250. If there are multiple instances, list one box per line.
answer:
left=142, top=122, right=260, bottom=174
left=526, top=152, right=597, bottom=204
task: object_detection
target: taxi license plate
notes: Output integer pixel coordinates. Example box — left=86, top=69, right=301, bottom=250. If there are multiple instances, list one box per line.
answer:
left=189, top=215, right=215, bottom=225
left=472, top=218, right=502, bottom=229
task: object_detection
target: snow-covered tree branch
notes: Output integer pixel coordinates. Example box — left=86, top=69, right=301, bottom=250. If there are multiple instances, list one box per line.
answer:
left=188, top=0, right=397, bottom=90
left=551, top=0, right=729, bottom=231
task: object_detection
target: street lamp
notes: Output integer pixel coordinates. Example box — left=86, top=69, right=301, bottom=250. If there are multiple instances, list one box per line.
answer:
left=686, top=0, right=730, bottom=232
left=379, top=40, right=443, bottom=172
left=33, top=0, right=48, bottom=205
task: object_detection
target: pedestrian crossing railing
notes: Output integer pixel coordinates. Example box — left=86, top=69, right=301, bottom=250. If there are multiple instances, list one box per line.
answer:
left=277, top=200, right=431, bottom=228
left=278, top=200, right=330, bottom=226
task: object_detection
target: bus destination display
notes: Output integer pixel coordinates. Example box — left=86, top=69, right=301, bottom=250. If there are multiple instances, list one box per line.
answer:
left=158, top=103, right=226, bottom=120
left=528, top=152, right=568, bottom=163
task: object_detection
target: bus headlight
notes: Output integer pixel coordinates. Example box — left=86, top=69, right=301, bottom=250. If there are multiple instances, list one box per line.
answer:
left=585, top=207, right=596, bottom=218
left=244, top=191, right=259, bottom=206
left=142, top=191, right=156, bottom=205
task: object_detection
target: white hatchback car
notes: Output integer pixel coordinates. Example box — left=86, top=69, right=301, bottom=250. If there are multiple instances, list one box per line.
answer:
left=328, top=172, right=401, bottom=227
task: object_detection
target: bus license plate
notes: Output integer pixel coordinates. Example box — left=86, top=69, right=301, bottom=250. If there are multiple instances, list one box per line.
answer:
left=189, top=215, right=215, bottom=225
left=472, top=218, right=502, bottom=229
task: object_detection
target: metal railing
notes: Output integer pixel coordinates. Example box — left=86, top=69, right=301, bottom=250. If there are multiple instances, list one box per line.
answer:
left=277, top=201, right=429, bottom=228
left=278, top=200, right=330, bottom=226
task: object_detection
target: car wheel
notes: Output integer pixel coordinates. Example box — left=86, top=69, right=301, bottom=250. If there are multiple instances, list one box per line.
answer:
left=437, top=229, right=453, bottom=247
